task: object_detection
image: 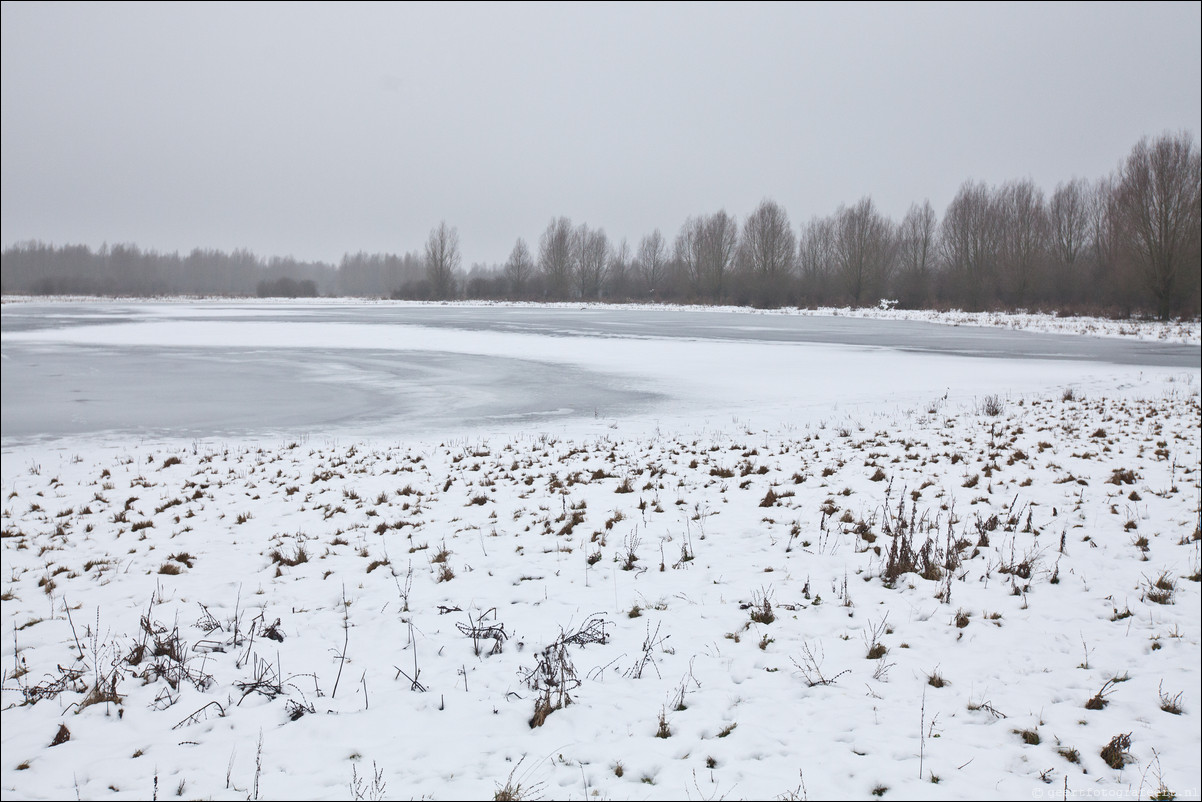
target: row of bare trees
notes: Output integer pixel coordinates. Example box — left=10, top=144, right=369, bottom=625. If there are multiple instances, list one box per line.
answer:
left=415, top=132, right=1198, bottom=318
left=3, top=132, right=1198, bottom=318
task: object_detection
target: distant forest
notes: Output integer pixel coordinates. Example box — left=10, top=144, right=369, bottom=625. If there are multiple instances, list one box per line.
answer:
left=3, top=132, right=1198, bottom=319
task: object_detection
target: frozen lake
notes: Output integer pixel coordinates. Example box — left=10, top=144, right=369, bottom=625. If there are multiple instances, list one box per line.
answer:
left=3, top=300, right=1199, bottom=446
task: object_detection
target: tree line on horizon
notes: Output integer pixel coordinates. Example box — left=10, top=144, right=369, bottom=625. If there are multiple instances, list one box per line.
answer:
left=2, top=131, right=1198, bottom=319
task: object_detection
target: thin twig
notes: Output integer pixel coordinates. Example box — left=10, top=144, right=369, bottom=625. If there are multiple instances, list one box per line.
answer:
left=332, top=584, right=349, bottom=699
left=64, top=598, right=84, bottom=661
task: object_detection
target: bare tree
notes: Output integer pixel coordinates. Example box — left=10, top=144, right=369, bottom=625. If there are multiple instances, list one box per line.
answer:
left=424, top=221, right=460, bottom=300
left=996, top=179, right=1048, bottom=306
left=1049, top=178, right=1090, bottom=270
left=705, top=212, right=739, bottom=302
left=606, top=238, right=632, bottom=300
left=894, top=200, right=937, bottom=308
left=1114, top=131, right=1201, bottom=319
left=504, top=237, right=534, bottom=298
left=635, top=229, right=669, bottom=300
left=832, top=197, right=894, bottom=306
left=573, top=223, right=609, bottom=300
left=675, top=216, right=705, bottom=298
left=940, top=181, right=1001, bottom=309
left=1088, top=175, right=1137, bottom=312
left=798, top=215, right=835, bottom=305
left=740, top=199, right=796, bottom=306
left=1048, top=178, right=1091, bottom=304
left=538, top=217, right=574, bottom=300
left=677, top=211, right=738, bottom=301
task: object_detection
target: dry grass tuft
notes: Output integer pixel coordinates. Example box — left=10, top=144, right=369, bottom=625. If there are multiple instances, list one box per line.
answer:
left=49, top=724, right=71, bottom=747
left=1100, top=732, right=1133, bottom=769
left=1015, top=728, right=1040, bottom=745
left=655, top=709, right=671, bottom=738
left=1057, top=746, right=1080, bottom=764
left=1146, top=572, right=1175, bottom=604
left=1159, top=683, right=1184, bottom=715
left=270, top=545, right=309, bottom=567
left=748, top=590, right=775, bottom=625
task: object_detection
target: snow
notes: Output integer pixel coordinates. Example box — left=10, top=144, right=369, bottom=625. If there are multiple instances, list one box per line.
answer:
left=4, top=295, right=1200, bottom=345
left=2, top=300, right=1199, bottom=801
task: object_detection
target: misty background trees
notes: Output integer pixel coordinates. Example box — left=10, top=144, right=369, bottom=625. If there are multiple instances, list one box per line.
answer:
left=1113, top=134, right=1201, bottom=320
left=423, top=221, right=461, bottom=301
left=3, top=132, right=1198, bottom=318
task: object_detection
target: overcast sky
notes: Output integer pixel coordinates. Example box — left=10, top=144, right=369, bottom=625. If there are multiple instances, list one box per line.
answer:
left=2, top=1, right=1199, bottom=267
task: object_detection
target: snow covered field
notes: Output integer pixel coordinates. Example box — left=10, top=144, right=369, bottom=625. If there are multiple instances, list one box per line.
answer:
left=2, top=301, right=1199, bottom=801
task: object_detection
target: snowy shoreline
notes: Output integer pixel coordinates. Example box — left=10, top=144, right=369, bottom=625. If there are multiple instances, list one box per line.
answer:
left=2, top=379, right=1199, bottom=800
left=4, top=294, right=1199, bottom=346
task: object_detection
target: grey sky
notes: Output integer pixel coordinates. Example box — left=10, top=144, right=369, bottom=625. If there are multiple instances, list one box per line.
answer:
left=3, top=1, right=1199, bottom=268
